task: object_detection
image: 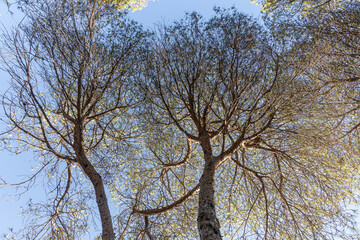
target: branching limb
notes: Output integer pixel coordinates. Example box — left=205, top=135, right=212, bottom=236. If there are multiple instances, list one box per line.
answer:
left=133, top=183, right=200, bottom=216
left=50, top=162, right=72, bottom=238
left=162, top=138, right=192, bottom=169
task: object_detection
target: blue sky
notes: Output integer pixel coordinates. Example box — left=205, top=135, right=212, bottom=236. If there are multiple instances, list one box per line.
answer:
left=130, top=0, right=261, bottom=26
left=0, top=0, right=260, bottom=238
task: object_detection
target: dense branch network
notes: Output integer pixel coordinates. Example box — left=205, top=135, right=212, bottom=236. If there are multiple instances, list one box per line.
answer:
left=0, top=1, right=359, bottom=239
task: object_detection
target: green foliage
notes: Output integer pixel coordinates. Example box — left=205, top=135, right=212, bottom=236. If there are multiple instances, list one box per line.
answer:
left=256, top=0, right=357, bottom=14
left=131, top=8, right=360, bottom=239
left=1, top=0, right=360, bottom=239
left=100, top=0, right=152, bottom=11
left=1, top=0, right=148, bottom=238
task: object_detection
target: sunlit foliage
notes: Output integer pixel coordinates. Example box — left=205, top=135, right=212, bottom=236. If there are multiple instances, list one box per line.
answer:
left=100, top=0, right=151, bottom=11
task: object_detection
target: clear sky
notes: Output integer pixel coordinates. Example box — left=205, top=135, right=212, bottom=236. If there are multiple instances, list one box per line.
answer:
left=0, top=0, right=260, bottom=238
left=131, top=0, right=261, bottom=26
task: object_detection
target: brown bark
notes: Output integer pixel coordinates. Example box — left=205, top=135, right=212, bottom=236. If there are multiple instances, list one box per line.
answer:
left=74, top=124, right=115, bottom=240
left=133, top=183, right=200, bottom=216
left=197, top=135, right=222, bottom=240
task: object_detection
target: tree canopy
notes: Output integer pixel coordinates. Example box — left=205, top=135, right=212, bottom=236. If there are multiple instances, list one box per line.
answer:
left=129, top=8, right=360, bottom=239
left=2, top=0, right=151, bottom=10
left=1, top=0, right=360, bottom=239
left=256, top=0, right=357, bottom=14
left=1, top=0, right=147, bottom=238
left=100, top=0, right=151, bottom=11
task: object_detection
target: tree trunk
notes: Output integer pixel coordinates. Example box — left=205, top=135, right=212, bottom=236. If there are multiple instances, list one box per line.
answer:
left=77, top=155, right=115, bottom=240
left=74, top=125, right=115, bottom=240
left=198, top=137, right=222, bottom=240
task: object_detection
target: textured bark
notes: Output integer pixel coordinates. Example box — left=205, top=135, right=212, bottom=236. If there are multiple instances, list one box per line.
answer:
left=74, top=125, right=115, bottom=240
left=198, top=136, right=222, bottom=240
